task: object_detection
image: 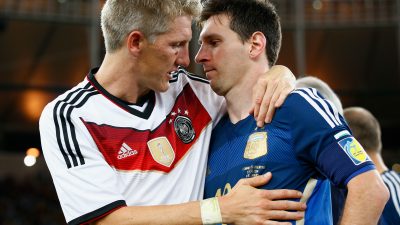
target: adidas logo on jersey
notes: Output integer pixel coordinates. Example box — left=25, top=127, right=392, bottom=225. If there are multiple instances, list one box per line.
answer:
left=118, top=143, right=138, bottom=159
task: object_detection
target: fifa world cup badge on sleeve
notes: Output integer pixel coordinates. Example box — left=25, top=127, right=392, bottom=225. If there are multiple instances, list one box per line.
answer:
left=338, top=137, right=370, bottom=165
left=244, top=132, right=268, bottom=159
left=147, top=137, right=175, bottom=167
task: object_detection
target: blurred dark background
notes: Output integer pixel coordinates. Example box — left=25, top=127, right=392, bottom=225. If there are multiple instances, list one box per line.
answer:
left=0, top=0, right=399, bottom=224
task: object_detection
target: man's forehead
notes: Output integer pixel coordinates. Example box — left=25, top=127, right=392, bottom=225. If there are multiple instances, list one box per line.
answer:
left=199, top=15, right=230, bottom=38
left=168, top=15, right=193, bottom=32
left=159, top=16, right=193, bottom=40
left=207, top=14, right=230, bottom=27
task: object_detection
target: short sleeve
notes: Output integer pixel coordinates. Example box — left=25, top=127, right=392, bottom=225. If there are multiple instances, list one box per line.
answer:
left=39, top=102, right=126, bottom=224
left=276, top=88, right=375, bottom=187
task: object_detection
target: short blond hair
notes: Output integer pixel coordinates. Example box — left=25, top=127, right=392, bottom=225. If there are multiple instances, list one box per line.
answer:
left=101, top=0, right=201, bottom=52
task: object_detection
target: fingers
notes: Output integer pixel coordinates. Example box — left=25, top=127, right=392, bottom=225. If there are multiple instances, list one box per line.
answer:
left=223, top=170, right=306, bottom=225
left=262, top=83, right=294, bottom=125
left=261, top=189, right=303, bottom=201
left=262, top=203, right=305, bottom=224
left=256, top=79, right=278, bottom=126
left=274, top=86, right=293, bottom=107
left=264, top=200, right=306, bottom=211
left=264, top=221, right=292, bottom=225
left=264, top=210, right=305, bottom=222
left=239, top=172, right=272, bottom=187
left=272, top=81, right=295, bottom=108
left=261, top=81, right=280, bottom=126
left=250, top=81, right=264, bottom=118
left=251, top=65, right=296, bottom=127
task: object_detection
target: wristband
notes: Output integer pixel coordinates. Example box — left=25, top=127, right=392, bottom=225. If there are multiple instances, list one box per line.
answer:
left=200, top=197, right=223, bottom=224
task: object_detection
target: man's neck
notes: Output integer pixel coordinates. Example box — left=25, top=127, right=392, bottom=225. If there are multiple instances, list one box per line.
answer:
left=95, top=52, right=148, bottom=104
left=368, top=152, right=389, bottom=174
left=225, top=64, right=269, bottom=124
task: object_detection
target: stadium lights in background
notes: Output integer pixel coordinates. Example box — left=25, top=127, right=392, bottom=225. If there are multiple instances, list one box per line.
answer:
left=24, top=147, right=40, bottom=167
left=312, top=0, right=323, bottom=10
left=22, top=90, right=51, bottom=122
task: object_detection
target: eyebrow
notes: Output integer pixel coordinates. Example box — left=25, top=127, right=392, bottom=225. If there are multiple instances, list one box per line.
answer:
left=198, top=33, right=223, bottom=44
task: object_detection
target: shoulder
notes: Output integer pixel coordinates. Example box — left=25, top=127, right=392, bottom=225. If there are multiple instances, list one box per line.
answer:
left=41, top=79, right=97, bottom=121
left=279, top=88, right=342, bottom=128
left=285, top=87, right=332, bottom=109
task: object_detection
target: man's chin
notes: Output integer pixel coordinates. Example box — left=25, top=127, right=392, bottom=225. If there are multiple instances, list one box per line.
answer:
left=210, top=83, right=224, bottom=96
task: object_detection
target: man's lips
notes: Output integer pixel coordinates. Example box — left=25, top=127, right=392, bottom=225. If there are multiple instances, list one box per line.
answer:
left=165, top=71, right=174, bottom=79
left=166, top=68, right=178, bottom=78
left=204, top=68, right=216, bottom=76
left=203, top=67, right=215, bottom=73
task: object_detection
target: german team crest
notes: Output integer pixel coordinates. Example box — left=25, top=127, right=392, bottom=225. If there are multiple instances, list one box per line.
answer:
left=244, top=132, right=268, bottom=159
left=338, top=137, right=370, bottom=165
left=147, top=137, right=175, bottom=167
left=174, top=115, right=195, bottom=144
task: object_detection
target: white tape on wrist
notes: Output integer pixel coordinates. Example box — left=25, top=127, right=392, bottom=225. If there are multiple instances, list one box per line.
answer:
left=200, top=197, right=223, bottom=225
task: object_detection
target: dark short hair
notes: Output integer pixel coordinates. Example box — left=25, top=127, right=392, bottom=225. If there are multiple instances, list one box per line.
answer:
left=199, top=0, right=281, bottom=67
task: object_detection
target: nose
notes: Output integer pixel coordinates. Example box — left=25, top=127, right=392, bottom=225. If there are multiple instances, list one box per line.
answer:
left=195, top=45, right=208, bottom=64
left=176, top=47, right=190, bottom=68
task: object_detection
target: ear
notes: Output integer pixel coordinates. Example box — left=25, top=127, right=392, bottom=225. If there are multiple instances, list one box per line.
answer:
left=127, top=31, right=145, bottom=56
left=248, top=31, right=266, bottom=59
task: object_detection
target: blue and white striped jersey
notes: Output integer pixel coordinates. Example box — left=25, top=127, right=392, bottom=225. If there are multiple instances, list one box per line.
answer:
left=205, top=88, right=375, bottom=224
left=380, top=170, right=400, bottom=225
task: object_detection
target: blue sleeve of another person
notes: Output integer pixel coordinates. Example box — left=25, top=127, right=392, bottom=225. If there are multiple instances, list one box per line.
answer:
left=379, top=170, right=400, bottom=225
left=279, top=88, right=375, bottom=187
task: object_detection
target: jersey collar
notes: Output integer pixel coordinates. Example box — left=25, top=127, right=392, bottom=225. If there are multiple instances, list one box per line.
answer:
left=87, top=68, right=155, bottom=119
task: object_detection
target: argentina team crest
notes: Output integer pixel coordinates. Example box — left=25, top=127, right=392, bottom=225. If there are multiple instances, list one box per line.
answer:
left=244, top=132, right=268, bottom=159
left=147, top=137, right=175, bottom=167
left=338, top=137, right=370, bottom=165
left=174, top=115, right=195, bottom=144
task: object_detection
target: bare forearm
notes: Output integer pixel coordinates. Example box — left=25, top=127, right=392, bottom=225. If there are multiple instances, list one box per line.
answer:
left=95, top=202, right=202, bottom=225
left=94, top=174, right=306, bottom=225
left=339, top=170, right=389, bottom=225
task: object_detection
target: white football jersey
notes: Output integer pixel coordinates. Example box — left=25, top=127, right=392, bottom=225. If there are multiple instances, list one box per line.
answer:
left=39, top=68, right=226, bottom=225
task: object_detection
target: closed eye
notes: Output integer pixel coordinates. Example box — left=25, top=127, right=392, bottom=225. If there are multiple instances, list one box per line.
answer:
left=172, top=42, right=186, bottom=48
left=209, top=40, right=220, bottom=47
